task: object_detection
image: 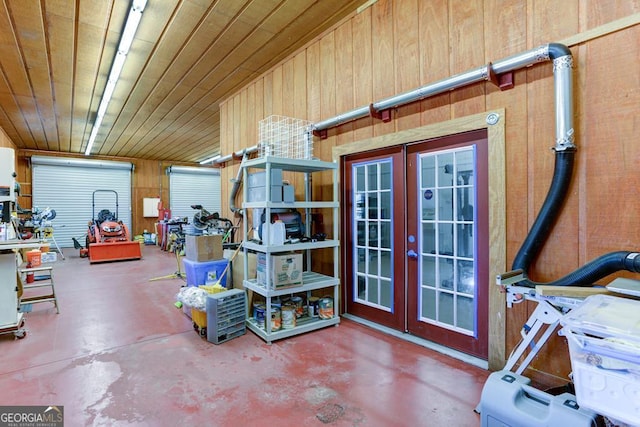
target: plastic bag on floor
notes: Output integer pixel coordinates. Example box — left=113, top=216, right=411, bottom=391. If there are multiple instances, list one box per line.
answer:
left=176, top=287, right=207, bottom=311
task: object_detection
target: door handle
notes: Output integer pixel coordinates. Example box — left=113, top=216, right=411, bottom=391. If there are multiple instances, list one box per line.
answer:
left=407, top=249, right=418, bottom=259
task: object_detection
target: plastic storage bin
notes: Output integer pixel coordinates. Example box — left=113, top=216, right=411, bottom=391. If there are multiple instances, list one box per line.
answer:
left=560, top=294, right=640, bottom=426
left=182, top=258, right=228, bottom=287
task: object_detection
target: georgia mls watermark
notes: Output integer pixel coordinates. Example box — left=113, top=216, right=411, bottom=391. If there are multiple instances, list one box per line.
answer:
left=0, top=406, right=63, bottom=427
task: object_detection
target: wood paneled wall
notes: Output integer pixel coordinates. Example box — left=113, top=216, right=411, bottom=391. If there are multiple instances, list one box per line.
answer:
left=218, top=0, right=640, bottom=386
left=0, top=127, right=17, bottom=150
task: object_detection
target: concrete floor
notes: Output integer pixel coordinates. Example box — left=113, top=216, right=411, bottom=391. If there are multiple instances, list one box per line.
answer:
left=0, top=245, right=490, bottom=426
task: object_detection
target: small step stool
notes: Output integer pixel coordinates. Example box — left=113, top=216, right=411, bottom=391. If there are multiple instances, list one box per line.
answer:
left=19, top=264, right=60, bottom=314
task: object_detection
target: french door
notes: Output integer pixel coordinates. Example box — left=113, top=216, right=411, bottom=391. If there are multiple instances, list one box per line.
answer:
left=343, top=130, right=489, bottom=359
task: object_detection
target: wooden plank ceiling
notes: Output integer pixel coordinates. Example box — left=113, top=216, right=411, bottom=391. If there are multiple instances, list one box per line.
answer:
left=0, top=0, right=363, bottom=162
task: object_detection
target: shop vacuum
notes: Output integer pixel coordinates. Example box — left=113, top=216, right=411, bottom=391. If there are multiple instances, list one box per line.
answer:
left=478, top=371, right=602, bottom=427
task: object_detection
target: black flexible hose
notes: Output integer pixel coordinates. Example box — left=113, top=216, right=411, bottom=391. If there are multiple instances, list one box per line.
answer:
left=512, top=148, right=640, bottom=287
left=521, top=251, right=640, bottom=287
left=512, top=150, right=575, bottom=272
left=510, top=45, right=640, bottom=288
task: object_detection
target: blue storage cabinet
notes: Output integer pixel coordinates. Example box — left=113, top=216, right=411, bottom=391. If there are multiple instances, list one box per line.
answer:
left=182, top=258, right=229, bottom=287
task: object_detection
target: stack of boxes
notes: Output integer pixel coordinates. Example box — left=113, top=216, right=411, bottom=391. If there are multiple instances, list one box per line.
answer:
left=247, top=168, right=294, bottom=203
left=183, top=234, right=228, bottom=287
left=182, top=233, right=229, bottom=329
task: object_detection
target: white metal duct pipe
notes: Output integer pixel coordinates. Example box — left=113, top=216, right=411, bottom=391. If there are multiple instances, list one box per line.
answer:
left=312, top=43, right=575, bottom=152
left=372, top=66, right=491, bottom=112
left=551, top=52, right=575, bottom=151
left=311, top=106, right=371, bottom=131
left=214, top=146, right=259, bottom=165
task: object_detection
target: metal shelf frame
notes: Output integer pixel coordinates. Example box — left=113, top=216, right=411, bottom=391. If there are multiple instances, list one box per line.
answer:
left=242, top=156, right=340, bottom=343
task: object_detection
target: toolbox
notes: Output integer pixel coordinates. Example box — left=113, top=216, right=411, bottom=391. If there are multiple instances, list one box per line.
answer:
left=478, top=370, right=600, bottom=427
left=206, top=289, right=246, bottom=344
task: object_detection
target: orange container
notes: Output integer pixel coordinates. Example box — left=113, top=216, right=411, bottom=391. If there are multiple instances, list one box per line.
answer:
left=27, top=250, right=42, bottom=267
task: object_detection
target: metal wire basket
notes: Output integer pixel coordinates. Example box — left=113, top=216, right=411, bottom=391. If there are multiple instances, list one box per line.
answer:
left=258, top=115, right=314, bottom=160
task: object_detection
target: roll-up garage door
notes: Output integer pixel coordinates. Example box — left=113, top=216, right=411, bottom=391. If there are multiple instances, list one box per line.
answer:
left=168, top=166, right=221, bottom=222
left=31, top=156, right=133, bottom=248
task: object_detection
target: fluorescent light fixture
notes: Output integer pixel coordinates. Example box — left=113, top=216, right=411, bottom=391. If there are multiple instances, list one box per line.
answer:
left=85, top=0, right=147, bottom=156
left=199, top=154, right=221, bottom=164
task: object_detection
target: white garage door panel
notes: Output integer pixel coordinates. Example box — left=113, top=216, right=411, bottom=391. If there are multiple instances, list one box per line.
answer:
left=168, top=166, right=221, bottom=222
left=32, top=160, right=132, bottom=248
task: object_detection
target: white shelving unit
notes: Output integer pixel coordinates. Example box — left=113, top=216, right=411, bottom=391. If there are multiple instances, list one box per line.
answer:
left=242, top=156, right=340, bottom=343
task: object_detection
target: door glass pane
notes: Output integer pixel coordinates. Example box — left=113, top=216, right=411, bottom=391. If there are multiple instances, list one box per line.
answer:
left=380, top=162, right=391, bottom=189
left=456, top=259, right=475, bottom=295
left=358, top=276, right=366, bottom=299
left=381, top=192, right=391, bottom=219
left=380, top=222, right=391, bottom=249
left=438, top=188, right=453, bottom=220
left=368, top=223, right=378, bottom=246
left=380, top=279, right=392, bottom=309
left=456, top=150, right=474, bottom=184
left=356, top=194, right=366, bottom=219
left=368, top=250, right=379, bottom=275
left=421, top=287, right=436, bottom=320
left=421, top=156, right=435, bottom=188
left=438, top=152, right=454, bottom=186
left=369, top=279, right=379, bottom=305
left=352, top=159, right=394, bottom=312
left=357, top=248, right=366, bottom=273
left=421, top=256, right=436, bottom=287
left=457, top=223, right=473, bottom=258
left=368, top=194, right=378, bottom=219
left=457, top=296, right=474, bottom=331
left=367, top=164, right=378, bottom=190
left=438, top=223, right=453, bottom=255
left=356, top=166, right=365, bottom=191
left=381, top=251, right=392, bottom=278
left=422, top=190, right=435, bottom=220
left=438, top=291, right=454, bottom=327
left=422, top=223, right=435, bottom=254
left=357, top=221, right=366, bottom=246
left=439, top=258, right=453, bottom=290
left=417, top=146, right=477, bottom=334
left=457, top=187, right=473, bottom=221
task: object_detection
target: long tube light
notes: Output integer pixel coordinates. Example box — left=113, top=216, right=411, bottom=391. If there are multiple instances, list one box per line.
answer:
left=84, top=0, right=147, bottom=156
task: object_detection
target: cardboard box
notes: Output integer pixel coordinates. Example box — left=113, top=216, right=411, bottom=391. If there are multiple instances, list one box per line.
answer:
left=256, top=252, right=303, bottom=290
left=185, top=234, right=223, bottom=262
left=224, top=248, right=257, bottom=291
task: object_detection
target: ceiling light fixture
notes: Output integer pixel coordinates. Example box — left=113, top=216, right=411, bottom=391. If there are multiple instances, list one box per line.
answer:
left=84, top=0, right=147, bottom=156
left=199, top=154, right=221, bottom=165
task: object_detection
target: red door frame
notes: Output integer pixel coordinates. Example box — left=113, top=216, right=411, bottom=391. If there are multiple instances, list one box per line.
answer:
left=405, top=129, right=489, bottom=358
left=341, top=146, right=405, bottom=331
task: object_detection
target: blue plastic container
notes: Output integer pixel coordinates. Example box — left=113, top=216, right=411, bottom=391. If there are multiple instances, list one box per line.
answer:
left=182, top=258, right=229, bottom=287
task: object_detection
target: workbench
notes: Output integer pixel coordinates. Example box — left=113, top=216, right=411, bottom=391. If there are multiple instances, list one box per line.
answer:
left=0, top=239, right=45, bottom=339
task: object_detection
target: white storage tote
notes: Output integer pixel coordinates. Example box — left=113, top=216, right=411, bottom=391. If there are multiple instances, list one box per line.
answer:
left=560, top=294, right=640, bottom=426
